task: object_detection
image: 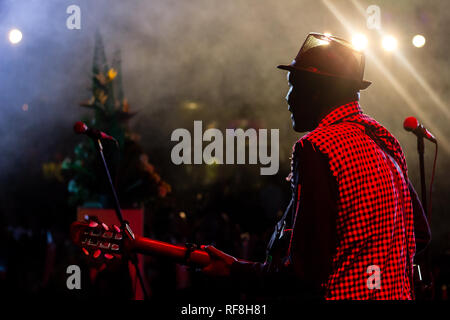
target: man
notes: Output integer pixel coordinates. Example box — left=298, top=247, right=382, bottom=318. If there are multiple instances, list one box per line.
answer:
left=202, top=33, right=426, bottom=300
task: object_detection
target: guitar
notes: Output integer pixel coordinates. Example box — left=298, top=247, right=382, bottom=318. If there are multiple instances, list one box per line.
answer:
left=70, top=220, right=211, bottom=267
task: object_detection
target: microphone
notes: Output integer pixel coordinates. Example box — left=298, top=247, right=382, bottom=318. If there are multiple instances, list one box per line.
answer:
left=403, top=117, right=436, bottom=143
left=73, top=121, right=118, bottom=144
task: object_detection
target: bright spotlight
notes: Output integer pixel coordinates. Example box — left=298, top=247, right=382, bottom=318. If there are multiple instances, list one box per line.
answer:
left=351, top=34, right=368, bottom=51
left=412, top=34, right=426, bottom=48
left=382, top=35, right=398, bottom=52
left=8, top=28, right=22, bottom=44
left=324, top=32, right=332, bottom=37
left=183, top=101, right=198, bottom=110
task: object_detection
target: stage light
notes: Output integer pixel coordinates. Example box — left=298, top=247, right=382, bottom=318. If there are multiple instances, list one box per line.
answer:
left=412, top=34, right=426, bottom=48
left=382, top=35, right=397, bottom=52
left=184, top=101, right=198, bottom=110
left=351, top=34, right=368, bottom=51
left=8, top=28, right=22, bottom=44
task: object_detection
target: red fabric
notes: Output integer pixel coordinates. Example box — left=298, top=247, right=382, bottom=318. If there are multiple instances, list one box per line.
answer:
left=291, top=101, right=415, bottom=299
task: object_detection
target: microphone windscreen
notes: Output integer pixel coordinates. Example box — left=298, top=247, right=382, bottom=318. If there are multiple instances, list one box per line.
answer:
left=403, top=117, right=419, bottom=132
left=74, top=121, right=88, bottom=134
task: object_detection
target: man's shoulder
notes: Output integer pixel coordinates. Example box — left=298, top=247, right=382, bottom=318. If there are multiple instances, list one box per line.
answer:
left=298, top=121, right=367, bottom=150
left=293, top=120, right=380, bottom=172
left=291, top=123, right=361, bottom=168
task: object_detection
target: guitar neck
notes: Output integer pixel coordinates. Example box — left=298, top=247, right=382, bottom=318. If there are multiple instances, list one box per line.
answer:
left=70, top=221, right=211, bottom=267
left=130, top=236, right=211, bottom=267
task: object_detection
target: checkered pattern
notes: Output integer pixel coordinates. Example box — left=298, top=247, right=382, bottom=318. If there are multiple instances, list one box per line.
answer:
left=291, top=101, right=415, bottom=299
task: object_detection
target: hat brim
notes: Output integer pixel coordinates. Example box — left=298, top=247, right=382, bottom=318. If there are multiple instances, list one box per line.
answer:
left=277, top=64, right=371, bottom=90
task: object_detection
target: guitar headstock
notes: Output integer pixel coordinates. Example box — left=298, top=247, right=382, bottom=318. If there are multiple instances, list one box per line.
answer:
left=70, top=220, right=127, bottom=261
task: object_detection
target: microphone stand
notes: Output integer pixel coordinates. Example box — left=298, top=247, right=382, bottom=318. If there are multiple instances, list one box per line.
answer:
left=94, top=138, right=149, bottom=300
left=415, top=135, right=434, bottom=299
left=417, top=136, right=427, bottom=212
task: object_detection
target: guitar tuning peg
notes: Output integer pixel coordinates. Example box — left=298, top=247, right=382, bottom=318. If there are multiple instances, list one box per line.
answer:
left=93, top=249, right=101, bottom=259
left=89, top=221, right=99, bottom=228
left=104, top=253, right=114, bottom=260
left=101, top=223, right=109, bottom=231
left=112, top=225, right=121, bottom=233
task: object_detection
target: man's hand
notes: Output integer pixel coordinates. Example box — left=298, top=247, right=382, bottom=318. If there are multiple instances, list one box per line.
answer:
left=201, top=245, right=238, bottom=277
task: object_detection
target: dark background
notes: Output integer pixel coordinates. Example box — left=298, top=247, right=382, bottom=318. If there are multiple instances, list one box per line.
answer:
left=0, top=0, right=448, bottom=300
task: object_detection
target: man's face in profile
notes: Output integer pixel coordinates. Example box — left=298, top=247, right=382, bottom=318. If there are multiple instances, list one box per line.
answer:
left=285, top=71, right=318, bottom=132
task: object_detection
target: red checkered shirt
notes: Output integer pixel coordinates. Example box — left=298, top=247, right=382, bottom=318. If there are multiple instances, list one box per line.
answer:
left=289, top=101, right=416, bottom=299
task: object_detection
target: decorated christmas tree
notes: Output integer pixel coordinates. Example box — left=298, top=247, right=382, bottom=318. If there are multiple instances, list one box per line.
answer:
left=62, top=32, right=171, bottom=208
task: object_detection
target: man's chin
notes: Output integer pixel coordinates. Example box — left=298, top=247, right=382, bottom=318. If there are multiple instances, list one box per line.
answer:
left=291, top=119, right=299, bottom=132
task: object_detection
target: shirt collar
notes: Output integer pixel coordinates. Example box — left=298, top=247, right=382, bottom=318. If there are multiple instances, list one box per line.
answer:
left=317, top=101, right=362, bottom=128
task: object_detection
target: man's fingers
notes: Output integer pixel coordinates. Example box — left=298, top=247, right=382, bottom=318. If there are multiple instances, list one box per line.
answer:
left=202, top=245, right=224, bottom=258
left=201, top=245, right=237, bottom=265
left=202, top=264, right=213, bottom=274
left=202, top=261, right=230, bottom=277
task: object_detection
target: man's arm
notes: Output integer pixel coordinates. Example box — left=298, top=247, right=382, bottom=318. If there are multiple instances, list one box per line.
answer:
left=289, top=139, right=338, bottom=292
left=205, top=140, right=338, bottom=297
